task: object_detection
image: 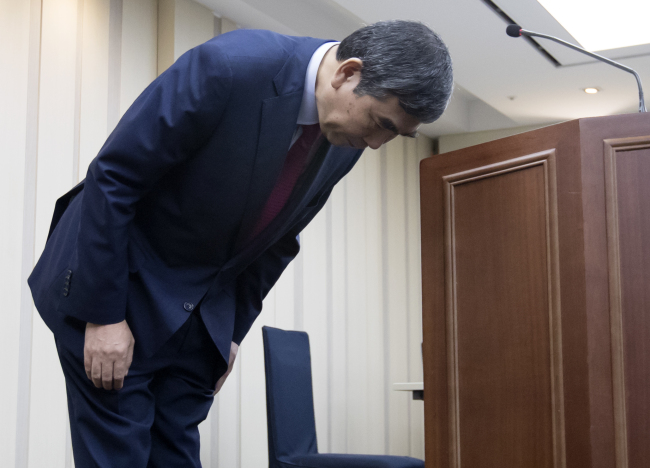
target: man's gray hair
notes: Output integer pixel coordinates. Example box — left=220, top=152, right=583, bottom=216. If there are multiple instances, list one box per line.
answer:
left=338, top=20, right=454, bottom=124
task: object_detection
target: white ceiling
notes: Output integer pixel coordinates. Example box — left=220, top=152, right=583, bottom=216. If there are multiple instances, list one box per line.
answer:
left=199, top=0, right=650, bottom=138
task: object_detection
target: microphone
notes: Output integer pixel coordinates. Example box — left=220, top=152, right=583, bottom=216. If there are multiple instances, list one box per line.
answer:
left=506, top=24, right=522, bottom=38
left=506, top=24, right=647, bottom=113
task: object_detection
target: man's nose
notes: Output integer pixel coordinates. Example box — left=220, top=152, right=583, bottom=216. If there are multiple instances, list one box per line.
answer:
left=366, top=139, right=382, bottom=150
left=365, top=132, right=395, bottom=150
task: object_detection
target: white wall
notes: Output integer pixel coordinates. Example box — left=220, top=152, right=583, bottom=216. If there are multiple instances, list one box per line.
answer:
left=0, top=1, right=33, bottom=467
left=1, top=1, right=430, bottom=466
left=158, top=0, right=215, bottom=74
left=438, top=123, right=556, bottom=154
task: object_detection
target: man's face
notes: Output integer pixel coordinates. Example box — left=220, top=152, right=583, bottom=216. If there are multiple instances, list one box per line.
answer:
left=316, top=58, right=421, bottom=150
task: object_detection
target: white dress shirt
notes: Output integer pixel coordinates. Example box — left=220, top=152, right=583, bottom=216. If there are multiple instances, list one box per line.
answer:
left=289, top=41, right=339, bottom=148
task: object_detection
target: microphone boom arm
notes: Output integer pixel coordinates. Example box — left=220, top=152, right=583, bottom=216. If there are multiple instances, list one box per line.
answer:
left=518, top=28, right=647, bottom=113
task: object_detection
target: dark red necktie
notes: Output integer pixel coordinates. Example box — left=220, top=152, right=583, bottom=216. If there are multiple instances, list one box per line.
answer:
left=250, top=123, right=322, bottom=240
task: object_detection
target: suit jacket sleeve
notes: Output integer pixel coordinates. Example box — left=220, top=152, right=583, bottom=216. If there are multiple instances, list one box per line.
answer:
left=64, top=40, right=233, bottom=325
left=232, top=229, right=301, bottom=345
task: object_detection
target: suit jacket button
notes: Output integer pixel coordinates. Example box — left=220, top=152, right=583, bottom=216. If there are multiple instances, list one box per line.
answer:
left=183, top=302, right=194, bottom=312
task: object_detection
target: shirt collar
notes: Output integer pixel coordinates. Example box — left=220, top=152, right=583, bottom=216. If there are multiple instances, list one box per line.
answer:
left=297, top=41, right=339, bottom=125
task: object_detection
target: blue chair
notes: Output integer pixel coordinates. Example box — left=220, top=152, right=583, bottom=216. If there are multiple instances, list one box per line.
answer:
left=262, top=326, right=425, bottom=468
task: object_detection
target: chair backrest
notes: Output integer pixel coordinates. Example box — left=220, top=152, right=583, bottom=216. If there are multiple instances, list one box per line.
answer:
left=262, top=326, right=318, bottom=463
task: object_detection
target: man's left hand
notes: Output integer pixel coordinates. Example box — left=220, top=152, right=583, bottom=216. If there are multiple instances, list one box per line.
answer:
left=213, top=341, right=238, bottom=395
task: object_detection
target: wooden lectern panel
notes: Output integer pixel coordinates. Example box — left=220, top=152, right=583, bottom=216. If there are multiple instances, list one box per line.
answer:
left=604, top=138, right=650, bottom=468
left=445, top=155, right=560, bottom=468
left=420, top=113, right=650, bottom=468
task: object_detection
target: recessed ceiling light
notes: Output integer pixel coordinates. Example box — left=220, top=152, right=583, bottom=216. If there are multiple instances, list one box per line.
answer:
left=536, top=0, right=650, bottom=51
left=584, top=88, right=599, bottom=94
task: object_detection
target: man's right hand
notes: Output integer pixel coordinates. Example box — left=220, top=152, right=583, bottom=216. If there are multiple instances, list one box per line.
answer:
left=84, top=320, right=135, bottom=391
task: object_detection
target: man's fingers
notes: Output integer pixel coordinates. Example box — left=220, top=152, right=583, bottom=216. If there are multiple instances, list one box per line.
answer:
left=213, top=366, right=234, bottom=395
left=113, top=374, right=125, bottom=391
left=102, top=362, right=114, bottom=390
left=113, top=361, right=128, bottom=391
left=125, top=343, right=134, bottom=371
left=89, top=356, right=130, bottom=391
left=84, top=349, right=92, bottom=381
left=109, top=342, right=134, bottom=391
left=213, top=375, right=226, bottom=396
left=214, top=341, right=239, bottom=396
left=84, top=320, right=135, bottom=391
left=120, top=340, right=134, bottom=380
left=91, top=359, right=103, bottom=388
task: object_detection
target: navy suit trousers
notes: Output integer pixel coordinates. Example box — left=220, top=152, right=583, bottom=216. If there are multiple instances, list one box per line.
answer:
left=55, top=310, right=227, bottom=468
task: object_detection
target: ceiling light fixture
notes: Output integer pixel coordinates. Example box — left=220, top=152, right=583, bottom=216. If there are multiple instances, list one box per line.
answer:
left=584, top=87, right=599, bottom=94
left=536, top=0, right=650, bottom=51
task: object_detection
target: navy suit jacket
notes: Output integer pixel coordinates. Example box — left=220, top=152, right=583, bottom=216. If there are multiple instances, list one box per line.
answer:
left=28, top=29, right=363, bottom=364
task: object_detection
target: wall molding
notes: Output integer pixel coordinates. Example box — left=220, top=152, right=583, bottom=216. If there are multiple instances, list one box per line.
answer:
left=15, top=1, right=43, bottom=466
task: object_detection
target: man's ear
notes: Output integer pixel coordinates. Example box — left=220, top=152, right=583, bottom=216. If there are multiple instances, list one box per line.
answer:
left=331, top=58, right=363, bottom=89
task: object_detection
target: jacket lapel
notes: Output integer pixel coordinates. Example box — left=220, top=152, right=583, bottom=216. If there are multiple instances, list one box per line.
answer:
left=219, top=143, right=361, bottom=289
left=233, top=37, right=329, bottom=253
left=233, top=92, right=302, bottom=249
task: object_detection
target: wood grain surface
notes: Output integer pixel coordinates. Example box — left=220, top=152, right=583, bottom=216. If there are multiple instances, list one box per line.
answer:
left=420, top=113, right=650, bottom=468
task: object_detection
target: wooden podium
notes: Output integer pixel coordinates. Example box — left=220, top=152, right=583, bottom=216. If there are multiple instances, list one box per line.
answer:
left=419, top=113, right=650, bottom=468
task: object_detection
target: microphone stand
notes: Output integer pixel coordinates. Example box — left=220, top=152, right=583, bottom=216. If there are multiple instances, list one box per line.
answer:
left=511, top=26, right=647, bottom=113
